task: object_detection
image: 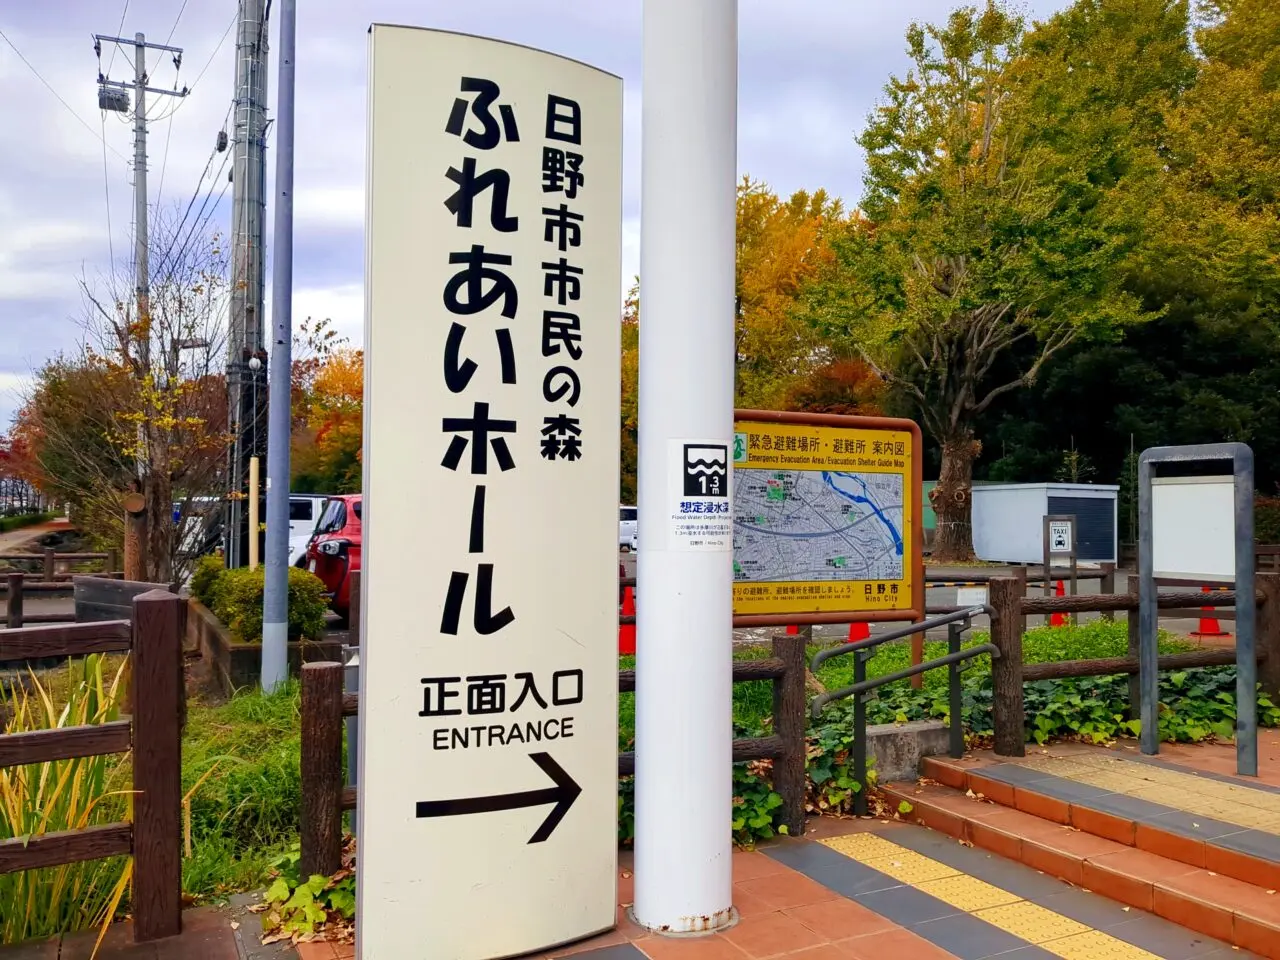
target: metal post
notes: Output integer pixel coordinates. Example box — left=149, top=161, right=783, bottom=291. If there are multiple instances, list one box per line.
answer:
left=260, top=0, right=295, bottom=692
left=853, top=650, right=868, bottom=816
left=344, top=649, right=359, bottom=838
left=1235, top=449, right=1258, bottom=776
left=1137, top=457, right=1159, bottom=754
left=226, top=0, right=270, bottom=569
left=248, top=456, right=260, bottom=570
left=948, top=621, right=964, bottom=759
left=634, top=0, right=737, bottom=935
left=133, top=33, right=150, bottom=485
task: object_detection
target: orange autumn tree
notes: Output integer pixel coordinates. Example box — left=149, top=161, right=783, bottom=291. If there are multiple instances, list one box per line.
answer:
left=735, top=177, right=845, bottom=408
left=292, top=346, right=364, bottom=493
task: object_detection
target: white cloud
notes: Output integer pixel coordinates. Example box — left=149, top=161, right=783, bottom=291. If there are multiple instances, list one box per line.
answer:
left=1, top=0, right=1077, bottom=437
left=287, top=283, right=364, bottom=346
left=294, top=186, right=364, bottom=230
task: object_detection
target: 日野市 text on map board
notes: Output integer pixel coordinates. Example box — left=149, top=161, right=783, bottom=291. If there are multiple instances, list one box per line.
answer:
left=731, top=411, right=923, bottom=622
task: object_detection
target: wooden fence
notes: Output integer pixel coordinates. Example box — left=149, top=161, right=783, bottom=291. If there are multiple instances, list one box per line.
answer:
left=0, top=590, right=185, bottom=941
left=0, top=547, right=115, bottom=582
left=987, top=572, right=1280, bottom=756
left=297, top=634, right=809, bottom=877
left=1, top=572, right=132, bottom=627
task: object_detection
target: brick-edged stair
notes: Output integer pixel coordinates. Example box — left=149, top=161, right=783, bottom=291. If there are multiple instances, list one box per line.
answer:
left=880, top=757, right=1280, bottom=959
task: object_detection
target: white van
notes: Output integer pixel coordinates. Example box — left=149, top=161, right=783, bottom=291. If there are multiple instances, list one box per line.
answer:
left=619, top=505, right=638, bottom=552
left=289, top=495, right=330, bottom=566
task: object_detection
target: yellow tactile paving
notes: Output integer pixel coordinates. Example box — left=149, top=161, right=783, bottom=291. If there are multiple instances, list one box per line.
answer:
left=821, top=833, right=905, bottom=860
left=819, top=833, right=1165, bottom=958
left=1043, top=930, right=1163, bottom=959
left=860, top=851, right=961, bottom=884
left=916, top=875, right=1021, bottom=911
left=1008, top=753, right=1280, bottom=832
left=972, top=902, right=1090, bottom=943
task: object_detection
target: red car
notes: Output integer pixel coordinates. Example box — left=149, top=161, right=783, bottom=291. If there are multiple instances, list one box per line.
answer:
left=305, top=494, right=362, bottom=623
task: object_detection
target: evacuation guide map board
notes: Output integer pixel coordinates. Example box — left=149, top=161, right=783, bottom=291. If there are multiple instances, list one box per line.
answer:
left=732, top=419, right=917, bottom=617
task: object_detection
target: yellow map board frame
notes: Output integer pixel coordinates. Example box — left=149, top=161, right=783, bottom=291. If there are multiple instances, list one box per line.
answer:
left=731, top=409, right=924, bottom=627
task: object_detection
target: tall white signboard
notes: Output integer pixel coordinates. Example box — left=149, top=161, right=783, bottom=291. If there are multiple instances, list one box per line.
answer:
left=360, top=25, right=623, bottom=960
left=1152, top=476, right=1236, bottom=581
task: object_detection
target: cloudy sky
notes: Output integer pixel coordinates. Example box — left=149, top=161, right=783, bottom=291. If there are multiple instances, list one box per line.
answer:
left=0, top=0, right=1071, bottom=429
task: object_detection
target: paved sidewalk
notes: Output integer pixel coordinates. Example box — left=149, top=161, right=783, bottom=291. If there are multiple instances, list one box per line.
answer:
left=0, top=897, right=295, bottom=960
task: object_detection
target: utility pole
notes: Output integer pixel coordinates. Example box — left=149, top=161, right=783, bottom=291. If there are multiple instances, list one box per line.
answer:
left=634, top=0, right=738, bottom=935
left=95, top=30, right=188, bottom=542
left=261, top=0, right=297, bottom=691
left=226, top=0, right=271, bottom=569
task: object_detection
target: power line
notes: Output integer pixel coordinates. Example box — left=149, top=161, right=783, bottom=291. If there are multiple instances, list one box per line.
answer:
left=143, top=13, right=234, bottom=129
left=156, top=142, right=232, bottom=284
left=152, top=101, right=232, bottom=278
left=101, top=112, right=116, bottom=267
left=105, top=0, right=130, bottom=75
left=155, top=112, right=176, bottom=210
left=165, top=0, right=190, bottom=45
left=191, top=16, right=236, bottom=92
left=0, top=28, right=128, bottom=161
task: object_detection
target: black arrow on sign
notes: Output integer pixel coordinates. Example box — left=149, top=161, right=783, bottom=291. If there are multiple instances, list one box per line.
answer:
left=415, top=751, right=582, bottom=844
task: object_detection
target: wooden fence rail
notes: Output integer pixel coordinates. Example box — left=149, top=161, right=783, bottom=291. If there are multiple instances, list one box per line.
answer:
left=0, top=591, right=185, bottom=942
left=988, top=573, right=1280, bottom=758
left=299, top=634, right=809, bottom=878
left=0, top=548, right=114, bottom=584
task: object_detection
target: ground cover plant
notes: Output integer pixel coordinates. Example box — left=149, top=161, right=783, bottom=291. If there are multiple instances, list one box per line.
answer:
left=9, top=619, right=1278, bottom=946
left=0, top=657, right=132, bottom=949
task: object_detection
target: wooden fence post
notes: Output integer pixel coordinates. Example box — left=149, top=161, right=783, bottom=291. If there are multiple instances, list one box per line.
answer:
left=1127, top=574, right=1141, bottom=722
left=989, top=577, right=1025, bottom=757
left=1257, top=573, right=1280, bottom=701
left=107, top=547, right=121, bottom=575
left=6, top=573, right=23, bottom=629
left=771, top=632, right=807, bottom=837
left=1100, top=563, right=1116, bottom=621
left=123, top=493, right=147, bottom=583
left=130, top=590, right=184, bottom=942
left=42, top=548, right=55, bottom=583
left=301, top=662, right=344, bottom=878
left=1012, top=565, right=1028, bottom=636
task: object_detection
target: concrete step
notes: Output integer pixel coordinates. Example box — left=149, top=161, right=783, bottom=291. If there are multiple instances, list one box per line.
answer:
left=880, top=775, right=1280, bottom=958
left=919, top=754, right=1280, bottom=892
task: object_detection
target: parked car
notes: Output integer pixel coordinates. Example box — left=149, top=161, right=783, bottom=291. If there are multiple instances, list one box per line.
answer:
left=619, top=505, right=637, bottom=552
left=305, top=494, right=362, bottom=624
left=288, top=494, right=330, bottom=567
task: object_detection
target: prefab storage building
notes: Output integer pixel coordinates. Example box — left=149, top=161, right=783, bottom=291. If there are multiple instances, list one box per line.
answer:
left=971, top=483, right=1119, bottom=564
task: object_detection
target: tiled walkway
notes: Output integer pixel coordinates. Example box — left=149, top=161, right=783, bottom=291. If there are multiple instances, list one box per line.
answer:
left=297, top=818, right=1259, bottom=959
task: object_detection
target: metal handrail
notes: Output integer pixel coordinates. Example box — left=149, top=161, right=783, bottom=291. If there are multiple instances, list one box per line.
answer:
left=809, top=605, right=990, bottom=672
left=810, top=643, right=999, bottom=718
left=807, top=605, right=999, bottom=817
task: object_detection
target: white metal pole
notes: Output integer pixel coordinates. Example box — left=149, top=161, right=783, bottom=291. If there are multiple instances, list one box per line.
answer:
left=260, top=0, right=296, bottom=691
left=634, top=0, right=738, bottom=935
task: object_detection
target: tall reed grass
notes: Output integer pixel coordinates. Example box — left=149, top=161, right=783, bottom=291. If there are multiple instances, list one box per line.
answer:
left=0, top=657, right=132, bottom=947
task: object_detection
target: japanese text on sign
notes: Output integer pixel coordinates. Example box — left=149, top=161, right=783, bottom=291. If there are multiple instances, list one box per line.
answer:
left=731, top=418, right=920, bottom=617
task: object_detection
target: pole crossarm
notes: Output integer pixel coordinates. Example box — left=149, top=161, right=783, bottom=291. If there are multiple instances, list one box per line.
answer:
left=94, top=34, right=185, bottom=54
left=97, top=78, right=188, bottom=97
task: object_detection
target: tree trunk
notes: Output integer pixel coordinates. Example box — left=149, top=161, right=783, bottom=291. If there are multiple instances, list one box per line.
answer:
left=931, top=433, right=981, bottom=562
left=144, top=429, right=174, bottom=584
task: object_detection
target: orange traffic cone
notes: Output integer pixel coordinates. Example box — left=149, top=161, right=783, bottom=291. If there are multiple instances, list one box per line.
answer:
left=846, top=621, right=871, bottom=643
left=1050, top=580, right=1068, bottom=627
left=619, top=586, right=636, bottom=654
left=1191, top=585, right=1231, bottom=639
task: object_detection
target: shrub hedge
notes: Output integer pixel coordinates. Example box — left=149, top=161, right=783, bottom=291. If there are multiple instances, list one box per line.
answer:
left=189, top=555, right=328, bottom=643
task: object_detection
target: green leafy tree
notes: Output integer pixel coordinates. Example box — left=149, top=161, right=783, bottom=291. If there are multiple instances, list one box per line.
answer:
left=809, top=1, right=1188, bottom=559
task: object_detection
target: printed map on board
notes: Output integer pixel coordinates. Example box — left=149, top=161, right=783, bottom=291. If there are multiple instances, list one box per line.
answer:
left=733, top=470, right=905, bottom=583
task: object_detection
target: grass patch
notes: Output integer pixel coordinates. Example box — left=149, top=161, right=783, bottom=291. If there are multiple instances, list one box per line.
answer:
left=181, top=684, right=305, bottom=899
